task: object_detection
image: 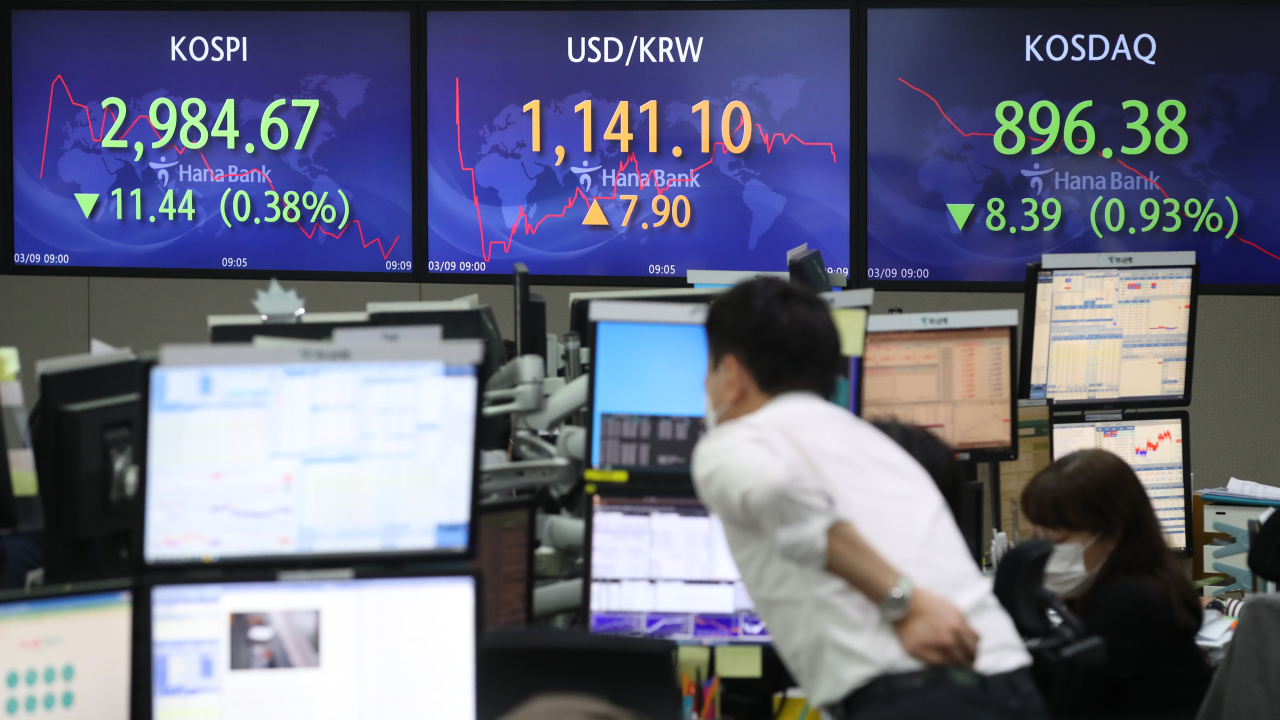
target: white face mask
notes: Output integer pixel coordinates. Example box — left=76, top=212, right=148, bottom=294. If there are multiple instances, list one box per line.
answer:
left=704, top=365, right=732, bottom=432
left=1043, top=535, right=1100, bottom=598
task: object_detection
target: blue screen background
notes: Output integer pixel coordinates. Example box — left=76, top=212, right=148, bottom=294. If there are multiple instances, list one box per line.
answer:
left=427, top=9, right=850, bottom=279
left=868, top=7, right=1280, bottom=286
left=591, top=321, right=708, bottom=466
left=11, top=10, right=413, bottom=273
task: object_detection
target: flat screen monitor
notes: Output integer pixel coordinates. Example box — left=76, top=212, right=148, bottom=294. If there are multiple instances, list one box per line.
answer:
left=865, top=6, right=1279, bottom=291
left=588, top=301, right=709, bottom=480
left=426, top=7, right=851, bottom=282
left=8, top=8, right=414, bottom=279
left=586, top=494, right=767, bottom=644
left=998, top=399, right=1053, bottom=543
left=1020, top=258, right=1197, bottom=409
left=148, top=574, right=476, bottom=720
left=208, top=314, right=371, bottom=344
left=1051, top=412, right=1190, bottom=551
left=0, top=585, right=133, bottom=719
left=568, top=289, right=724, bottom=345
left=863, top=311, right=1018, bottom=461
left=143, top=343, right=481, bottom=565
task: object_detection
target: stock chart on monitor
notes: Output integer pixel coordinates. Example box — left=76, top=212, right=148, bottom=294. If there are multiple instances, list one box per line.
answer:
left=1053, top=417, right=1187, bottom=548
left=1028, top=267, right=1192, bottom=403
left=426, top=9, right=850, bottom=279
left=10, top=10, right=413, bottom=275
left=144, top=361, right=476, bottom=563
left=867, top=7, right=1280, bottom=287
left=862, top=327, right=1014, bottom=453
left=589, top=496, right=767, bottom=643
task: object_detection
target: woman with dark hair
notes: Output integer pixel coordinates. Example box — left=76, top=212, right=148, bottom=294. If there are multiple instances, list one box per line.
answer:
left=1021, top=449, right=1211, bottom=720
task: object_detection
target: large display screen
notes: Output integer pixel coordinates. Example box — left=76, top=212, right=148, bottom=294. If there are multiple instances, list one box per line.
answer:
left=151, top=576, right=476, bottom=720
left=589, top=495, right=767, bottom=643
left=144, top=360, right=477, bottom=564
left=10, top=9, right=414, bottom=276
left=867, top=8, right=1280, bottom=287
left=427, top=8, right=850, bottom=280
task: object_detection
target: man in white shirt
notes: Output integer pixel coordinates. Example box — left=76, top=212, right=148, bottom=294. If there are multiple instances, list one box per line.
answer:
left=691, top=279, right=1043, bottom=719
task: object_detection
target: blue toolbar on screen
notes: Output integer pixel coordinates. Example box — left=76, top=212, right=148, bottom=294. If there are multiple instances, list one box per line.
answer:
left=11, top=10, right=413, bottom=274
left=427, top=9, right=851, bottom=279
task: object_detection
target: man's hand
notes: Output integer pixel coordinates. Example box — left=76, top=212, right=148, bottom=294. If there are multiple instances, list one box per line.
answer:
left=893, top=587, right=979, bottom=667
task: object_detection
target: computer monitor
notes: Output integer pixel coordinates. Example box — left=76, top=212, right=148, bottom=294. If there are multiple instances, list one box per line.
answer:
left=477, top=497, right=535, bottom=630
left=788, top=248, right=831, bottom=294
left=1051, top=411, right=1191, bottom=551
left=863, top=310, right=1019, bottom=461
left=585, top=492, right=767, bottom=644
left=0, top=419, right=15, bottom=532
left=0, top=582, right=133, bottom=719
left=512, top=264, right=547, bottom=361
left=1019, top=252, right=1198, bottom=409
left=208, top=313, right=371, bottom=344
left=147, top=574, right=476, bottom=720
left=587, top=301, right=709, bottom=482
left=998, top=399, right=1054, bottom=543
left=34, top=352, right=150, bottom=583
left=142, top=342, right=482, bottom=565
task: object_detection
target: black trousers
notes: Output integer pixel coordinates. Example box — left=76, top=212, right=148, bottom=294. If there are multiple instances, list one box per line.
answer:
left=830, top=667, right=1049, bottom=720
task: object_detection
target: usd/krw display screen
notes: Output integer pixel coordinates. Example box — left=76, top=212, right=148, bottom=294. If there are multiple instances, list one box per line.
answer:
left=11, top=10, right=413, bottom=275
left=427, top=9, right=850, bottom=280
left=867, top=8, right=1280, bottom=287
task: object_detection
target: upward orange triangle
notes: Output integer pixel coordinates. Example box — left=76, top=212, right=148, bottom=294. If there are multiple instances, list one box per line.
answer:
left=582, top=199, right=610, bottom=227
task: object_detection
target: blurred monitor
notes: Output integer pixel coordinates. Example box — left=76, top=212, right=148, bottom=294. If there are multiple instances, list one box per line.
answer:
left=586, top=493, right=767, bottom=644
left=1020, top=253, right=1197, bottom=409
left=367, top=302, right=506, bottom=382
left=788, top=248, right=831, bottom=293
left=143, top=342, right=481, bottom=565
left=477, top=498, right=534, bottom=630
left=208, top=313, right=371, bottom=344
left=1051, top=412, right=1190, bottom=551
left=863, top=310, right=1018, bottom=462
left=568, top=289, right=724, bottom=346
left=34, top=352, right=149, bottom=583
left=0, top=418, right=15, bottom=532
left=149, top=574, right=476, bottom=719
left=998, top=399, right=1054, bottom=543
left=0, top=583, right=133, bottom=719
left=587, top=301, right=709, bottom=482
left=512, top=264, right=547, bottom=360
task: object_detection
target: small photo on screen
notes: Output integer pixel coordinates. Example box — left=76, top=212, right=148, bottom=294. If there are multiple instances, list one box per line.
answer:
left=229, top=611, right=320, bottom=670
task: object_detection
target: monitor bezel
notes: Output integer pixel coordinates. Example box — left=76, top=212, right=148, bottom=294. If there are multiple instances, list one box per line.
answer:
left=862, top=320, right=1020, bottom=462
left=582, top=485, right=771, bottom=645
left=1049, top=408, right=1193, bottom=554
left=1016, top=261, right=1199, bottom=411
left=585, top=303, right=711, bottom=486
left=422, top=0, right=855, bottom=287
left=135, top=567, right=481, bottom=720
left=2, top=1, right=422, bottom=283
left=138, top=356, right=482, bottom=570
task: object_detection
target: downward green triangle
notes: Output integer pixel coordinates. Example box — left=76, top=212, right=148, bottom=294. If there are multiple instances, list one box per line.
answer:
left=947, top=202, right=972, bottom=229
left=946, top=203, right=974, bottom=230
left=74, top=193, right=98, bottom=219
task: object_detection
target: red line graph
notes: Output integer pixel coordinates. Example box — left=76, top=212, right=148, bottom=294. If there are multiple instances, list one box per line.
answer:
left=1135, top=429, right=1179, bottom=457
left=899, top=77, right=1280, bottom=263
left=456, top=78, right=840, bottom=262
left=39, top=74, right=399, bottom=260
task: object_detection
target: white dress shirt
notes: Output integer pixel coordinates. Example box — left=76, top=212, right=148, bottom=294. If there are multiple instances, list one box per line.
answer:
left=691, top=392, right=1031, bottom=707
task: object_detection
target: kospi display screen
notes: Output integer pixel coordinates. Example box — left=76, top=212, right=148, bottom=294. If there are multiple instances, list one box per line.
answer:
left=10, top=9, right=414, bottom=277
left=427, top=8, right=851, bottom=281
left=867, top=8, right=1280, bottom=289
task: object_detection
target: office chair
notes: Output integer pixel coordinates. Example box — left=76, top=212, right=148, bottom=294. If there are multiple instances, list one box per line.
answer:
left=994, top=539, right=1106, bottom=719
left=1247, top=510, right=1280, bottom=585
left=478, top=629, right=681, bottom=720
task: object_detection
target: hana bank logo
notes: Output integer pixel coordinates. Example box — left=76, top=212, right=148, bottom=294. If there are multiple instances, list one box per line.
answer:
left=150, top=155, right=179, bottom=189
left=570, top=160, right=602, bottom=192
left=1021, top=162, right=1053, bottom=197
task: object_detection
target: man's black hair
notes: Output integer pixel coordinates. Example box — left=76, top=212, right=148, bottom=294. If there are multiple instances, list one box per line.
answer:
left=704, top=277, right=842, bottom=398
left=871, top=420, right=963, bottom=521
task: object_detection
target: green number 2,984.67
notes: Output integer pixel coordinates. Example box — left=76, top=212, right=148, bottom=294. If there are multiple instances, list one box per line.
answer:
left=99, top=96, right=320, bottom=152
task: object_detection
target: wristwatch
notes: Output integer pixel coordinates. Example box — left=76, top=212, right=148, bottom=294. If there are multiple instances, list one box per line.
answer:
left=877, top=575, right=914, bottom=623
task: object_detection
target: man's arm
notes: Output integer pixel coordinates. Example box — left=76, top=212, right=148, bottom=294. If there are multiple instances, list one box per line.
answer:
left=826, top=521, right=979, bottom=667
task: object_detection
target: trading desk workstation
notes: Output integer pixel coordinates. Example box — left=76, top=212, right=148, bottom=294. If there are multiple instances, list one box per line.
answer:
left=3, top=3, right=1280, bottom=720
